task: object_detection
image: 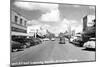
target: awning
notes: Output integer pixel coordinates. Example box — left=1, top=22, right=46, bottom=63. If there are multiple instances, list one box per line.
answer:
left=11, top=32, right=28, bottom=36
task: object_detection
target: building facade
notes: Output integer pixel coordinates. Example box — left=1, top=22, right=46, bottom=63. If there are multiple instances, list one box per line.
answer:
left=82, top=15, right=96, bottom=42
left=27, top=25, right=47, bottom=38
left=11, top=10, right=28, bottom=36
left=83, top=15, right=95, bottom=32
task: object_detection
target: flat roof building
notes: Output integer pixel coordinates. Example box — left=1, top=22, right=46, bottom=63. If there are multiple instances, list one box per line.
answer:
left=11, top=10, right=28, bottom=36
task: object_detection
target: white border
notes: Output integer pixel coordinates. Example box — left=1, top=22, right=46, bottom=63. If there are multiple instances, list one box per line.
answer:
left=0, top=0, right=99, bottom=67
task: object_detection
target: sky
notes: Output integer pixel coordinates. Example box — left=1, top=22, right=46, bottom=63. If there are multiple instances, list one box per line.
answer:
left=11, top=0, right=95, bottom=35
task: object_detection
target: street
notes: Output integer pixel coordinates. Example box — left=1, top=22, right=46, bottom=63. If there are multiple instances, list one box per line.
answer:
left=11, top=39, right=95, bottom=65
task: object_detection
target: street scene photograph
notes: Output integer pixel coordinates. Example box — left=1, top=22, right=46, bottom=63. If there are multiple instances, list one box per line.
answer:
left=10, top=0, right=96, bottom=66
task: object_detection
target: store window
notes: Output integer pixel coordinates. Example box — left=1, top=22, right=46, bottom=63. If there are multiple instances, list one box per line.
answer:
left=20, top=18, right=23, bottom=25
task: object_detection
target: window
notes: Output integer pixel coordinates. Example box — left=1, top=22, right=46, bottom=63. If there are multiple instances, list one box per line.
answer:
left=24, top=21, right=27, bottom=26
left=20, top=18, right=23, bottom=25
left=15, top=15, right=18, bottom=23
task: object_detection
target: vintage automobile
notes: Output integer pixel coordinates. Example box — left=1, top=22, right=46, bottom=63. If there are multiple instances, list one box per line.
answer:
left=24, top=38, right=42, bottom=46
left=11, top=41, right=24, bottom=52
left=12, top=35, right=30, bottom=48
left=69, top=35, right=84, bottom=47
left=11, top=35, right=42, bottom=52
left=59, top=37, right=65, bottom=44
left=83, top=38, right=96, bottom=49
left=69, top=36, right=77, bottom=43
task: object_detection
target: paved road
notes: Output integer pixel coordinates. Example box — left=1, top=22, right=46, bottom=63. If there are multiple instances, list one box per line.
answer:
left=11, top=39, right=95, bottom=65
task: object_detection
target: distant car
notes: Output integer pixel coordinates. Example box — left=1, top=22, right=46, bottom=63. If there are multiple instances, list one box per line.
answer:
left=59, top=37, right=65, bottom=44
left=83, top=38, right=96, bottom=49
left=43, top=38, right=49, bottom=41
left=51, top=38, right=55, bottom=41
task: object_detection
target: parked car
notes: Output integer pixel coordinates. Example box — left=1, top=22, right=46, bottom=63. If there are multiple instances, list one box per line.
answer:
left=83, top=38, right=96, bottom=49
left=33, top=38, right=42, bottom=45
left=69, top=36, right=84, bottom=47
left=74, top=36, right=83, bottom=46
left=69, top=36, right=77, bottom=43
left=12, top=35, right=42, bottom=48
left=12, top=35, right=30, bottom=48
left=25, top=38, right=42, bottom=46
left=59, top=37, right=65, bottom=44
left=11, top=41, right=24, bottom=52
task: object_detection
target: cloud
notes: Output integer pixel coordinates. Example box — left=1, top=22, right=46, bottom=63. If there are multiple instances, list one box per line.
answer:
left=14, top=1, right=82, bottom=34
left=40, top=9, right=60, bottom=22
left=70, top=21, right=83, bottom=33
left=60, top=19, right=71, bottom=33
left=14, top=1, right=58, bottom=12
left=14, top=1, right=34, bottom=10
left=46, top=19, right=71, bottom=34
left=27, top=20, right=41, bottom=26
left=75, top=25, right=83, bottom=33
left=37, top=3, right=60, bottom=22
left=14, top=1, right=60, bottom=22
left=40, top=24, right=50, bottom=30
left=60, top=19, right=82, bottom=33
left=44, top=18, right=82, bottom=35
left=70, top=20, right=78, bottom=24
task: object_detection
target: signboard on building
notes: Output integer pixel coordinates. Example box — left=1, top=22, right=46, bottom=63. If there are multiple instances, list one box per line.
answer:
left=27, top=26, right=35, bottom=36
left=87, top=15, right=95, bottom=27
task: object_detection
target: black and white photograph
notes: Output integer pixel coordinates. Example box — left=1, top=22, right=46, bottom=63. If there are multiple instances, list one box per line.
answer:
left=10, top=0, right=96, bottom=66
